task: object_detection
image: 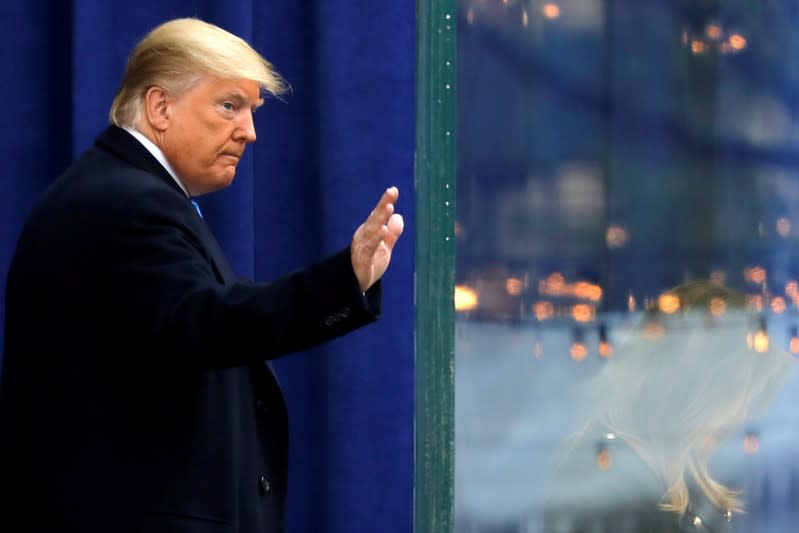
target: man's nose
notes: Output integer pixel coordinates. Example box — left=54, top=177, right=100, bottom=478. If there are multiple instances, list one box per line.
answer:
left=235, top=111, right=257, bottom=143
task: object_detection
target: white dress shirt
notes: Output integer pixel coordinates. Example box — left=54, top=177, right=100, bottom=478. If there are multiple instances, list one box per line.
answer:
left=123, top=126, right=189, bottom=197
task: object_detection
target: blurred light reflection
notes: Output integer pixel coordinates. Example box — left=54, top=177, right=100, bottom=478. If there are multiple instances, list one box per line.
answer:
left=705, top=23, right=722, bottom=41
left=455, top=285, right=478, bottom=312
left=786, top=280, right=798, bottom=298
left=747, top=294, right=764, bottom=311
left=540, top=275, right=602, bottom=302
left=776, top=217, right=791, bottom=237
left=745, top=266, right=767, bottom=284
left=643, top=322, right=665, bottom=339
left=505, top=277, right=523, bottom=296
left=542, top=3, right=560, bottom=19
left=598, top=341, right=613, bottom=358
left=533, top=301, right=554, bottom=321
left=691, top=40, right=706, bottom=54
left=572, top=304, right=594, bottom=323
left=658, top=293, right=680, bottom=314
left=753, top=328, right=769, bottom=353
left=790, top=326, right=799, bottom=354
left=570, top=342, right=588, bottom=361
left=729, top=33, right=747, bottom=50
left=605, top=225, right=629, bottom=248
left=709, top=297, right=727, bottom=317
left=598, top=323, right=613, bottom=358
left=743, top=432, right=760, bottom=454
left=595, top=446, right=612, bottom=471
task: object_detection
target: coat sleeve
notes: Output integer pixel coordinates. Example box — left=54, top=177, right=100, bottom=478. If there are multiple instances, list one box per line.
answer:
left=110, top=186, right=381, bottom=369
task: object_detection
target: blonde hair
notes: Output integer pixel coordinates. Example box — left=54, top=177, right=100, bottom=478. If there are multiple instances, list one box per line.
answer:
left=561, top=281, right=793, bottom=517
left=109, top=18, right=287, bottom=127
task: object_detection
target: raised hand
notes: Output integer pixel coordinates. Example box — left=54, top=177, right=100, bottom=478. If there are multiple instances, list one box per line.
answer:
left=351, top=187, right=404, bottom=292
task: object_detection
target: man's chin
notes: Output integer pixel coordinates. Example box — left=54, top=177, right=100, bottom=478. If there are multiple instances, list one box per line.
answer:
left=224, top=169, right=237, bottom=185
left=215, top=168, right=237, bottom=188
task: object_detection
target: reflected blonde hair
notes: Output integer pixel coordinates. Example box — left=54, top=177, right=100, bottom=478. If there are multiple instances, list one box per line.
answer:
left=109, top=18, right=287, bottom=127
left=576, top=281, right=793, bottom=516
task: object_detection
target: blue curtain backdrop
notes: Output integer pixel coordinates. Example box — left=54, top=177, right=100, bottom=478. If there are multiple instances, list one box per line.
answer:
left=0, top=2, right=415, bottom=532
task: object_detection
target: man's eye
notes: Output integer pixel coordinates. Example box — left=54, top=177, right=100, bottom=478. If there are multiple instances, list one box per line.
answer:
left=222, top=102, right=237, bottom=111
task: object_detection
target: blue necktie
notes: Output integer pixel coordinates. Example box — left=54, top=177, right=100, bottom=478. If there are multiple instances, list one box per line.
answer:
left=191, top=199, right=204, bottom=219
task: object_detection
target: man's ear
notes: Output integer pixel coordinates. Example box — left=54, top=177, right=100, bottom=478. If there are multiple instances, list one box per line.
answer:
left=143, top=86, right=171, bottom=132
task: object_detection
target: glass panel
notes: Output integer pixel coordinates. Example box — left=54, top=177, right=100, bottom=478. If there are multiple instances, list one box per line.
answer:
left=455, top=1, right=799, bottom=532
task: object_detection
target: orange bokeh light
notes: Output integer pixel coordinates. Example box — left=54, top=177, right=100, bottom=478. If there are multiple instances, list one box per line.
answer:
left=705, top=24, right=722, bottom=40
left=658, top=293, right=680, bottom=314
left=729, top=34, right=747, bottom=50
left=570, top=342, right=588, bottom=362
left=454, top=285, right=478, bottom=312
left=542, top=3, right=560, bottom=19
left=747, top=294, right=764, bottom=312
left=596, top=449, right=612, bottom=470
left=539, top=274, right=602, bottom=303
left=574, top=282, right=603, bottom=302
left=709, top=297, right=726, bottom=317
left=572, top=304, right=594, bottom=323
left=506, top=277, right=523, bottom=296
left=753, top=330, right=769, bottom=353
left=599, top=341, right=613, bottom=358
left=746, top=266, right=767, bottom=284
left=786, top=281, right=798, bottom=298
left=606, top=225, right=629, bottom=248
left=691, top=40, right=706, bottom=54
left=533, top=301, right=554, bottom=321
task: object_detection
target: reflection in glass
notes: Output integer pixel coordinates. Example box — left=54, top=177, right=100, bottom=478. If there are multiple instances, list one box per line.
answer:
left=547, top=282, right=795, bottom=531
left=455, top=0, right=799, bottom=531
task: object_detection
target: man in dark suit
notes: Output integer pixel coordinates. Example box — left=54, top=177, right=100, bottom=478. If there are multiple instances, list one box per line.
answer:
left=0, top=18, right=404, bottom=532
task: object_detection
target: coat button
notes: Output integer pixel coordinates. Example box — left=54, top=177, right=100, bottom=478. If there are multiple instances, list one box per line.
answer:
left=258, top=476, right=270, bottom=494
left=256, top=400, right=267, bottom=413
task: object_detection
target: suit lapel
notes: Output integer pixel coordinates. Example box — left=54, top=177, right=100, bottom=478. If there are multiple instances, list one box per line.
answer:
left=96, top=128, right=282, bottom=388
left=95, top=126, right=237, bottom=284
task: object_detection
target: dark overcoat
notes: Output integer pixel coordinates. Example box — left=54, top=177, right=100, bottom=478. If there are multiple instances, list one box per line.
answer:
left=0, top=126, right=380, bottom=532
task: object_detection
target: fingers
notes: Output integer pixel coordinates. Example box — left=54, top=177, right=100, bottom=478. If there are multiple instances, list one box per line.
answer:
left=367, top=187, right=399, bottom=227
left=353, top=186, right=402, bottom=258
left=360, top=187, right=399, bottom=243
left=360, top=221, right=388, bottom=258
left=383, top=186, right=399, bottom=205
left=358, top=213, right=403, bottom=269
left=351, top=190, right=402, bottom=291
left=383, top=213, right=404, bottom=250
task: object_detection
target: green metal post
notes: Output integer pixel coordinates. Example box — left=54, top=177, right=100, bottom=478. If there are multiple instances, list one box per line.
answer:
left=415, top=0, right=456, bottom=531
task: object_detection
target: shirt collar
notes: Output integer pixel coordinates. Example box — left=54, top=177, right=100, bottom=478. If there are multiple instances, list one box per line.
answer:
left=123, top=126, right=190, bottom=197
